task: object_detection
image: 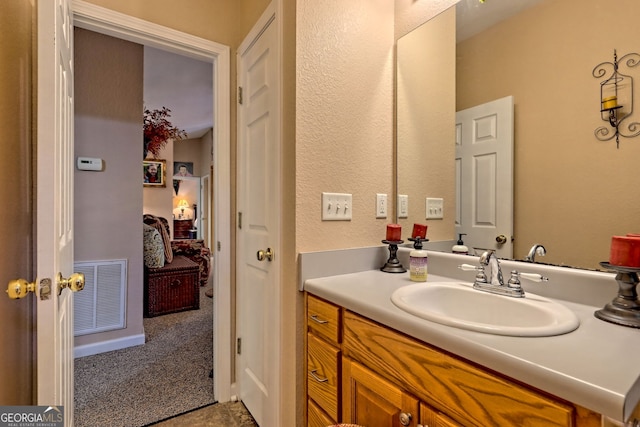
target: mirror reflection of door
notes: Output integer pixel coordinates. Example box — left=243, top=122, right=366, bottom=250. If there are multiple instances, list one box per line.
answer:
left=172, top=176, right=201, bottom=239
left=455, top=96, right=514, bottom=258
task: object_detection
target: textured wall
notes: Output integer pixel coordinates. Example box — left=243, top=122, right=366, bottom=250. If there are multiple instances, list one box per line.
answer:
left=74, top=28, right=145, bottom=347
left=296, top=0, right=395, bottom=252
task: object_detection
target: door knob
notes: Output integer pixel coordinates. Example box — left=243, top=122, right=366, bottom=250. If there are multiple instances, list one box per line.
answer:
left=6, top=279, right=37, bottom=299
left=496, top=234, right=508, bottom=244
left=57, top=272, right=85, bottom=295
left=256, top=248, right=274, bottom=262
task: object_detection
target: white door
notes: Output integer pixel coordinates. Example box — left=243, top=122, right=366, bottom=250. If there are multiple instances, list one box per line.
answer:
left=237, top=5, right=280, bottom=426
left=455, top=96, right=514, bottom=258
left=37, top=0, right=79, bottom=424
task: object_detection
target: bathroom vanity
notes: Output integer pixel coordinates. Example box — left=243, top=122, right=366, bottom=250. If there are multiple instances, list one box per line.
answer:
left=302, top=249, right=640, bottom=427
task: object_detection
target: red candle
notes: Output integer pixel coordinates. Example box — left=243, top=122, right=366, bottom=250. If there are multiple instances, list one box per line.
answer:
left=609, top=235, right=640, bottom=267
left=386, top=224, right=402, bottom=241
left=412, top=223, right=427, bottom=239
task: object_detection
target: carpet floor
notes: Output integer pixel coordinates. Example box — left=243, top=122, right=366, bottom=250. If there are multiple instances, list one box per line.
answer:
left=74, top=286, right=214, bottom=427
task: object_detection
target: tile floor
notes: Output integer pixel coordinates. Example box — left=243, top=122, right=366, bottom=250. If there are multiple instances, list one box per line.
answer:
left=149, top=402, right=258, bottom=427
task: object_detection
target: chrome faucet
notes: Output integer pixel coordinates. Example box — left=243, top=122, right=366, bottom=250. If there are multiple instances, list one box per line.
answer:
left=525, top=244, right=546, bottom=262
left=458, top=250, right=549, bottom=298
left=480, top=250, right=504, bottom=286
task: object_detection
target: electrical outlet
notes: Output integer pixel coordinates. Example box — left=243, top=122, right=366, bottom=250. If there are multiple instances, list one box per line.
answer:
left=322, top=192, right=352, bottom=221
left=376, top=193, right=387, bottom=218
left=426, top=197, right=444, bottom=219
left=398, top=195, right=409, bottom=218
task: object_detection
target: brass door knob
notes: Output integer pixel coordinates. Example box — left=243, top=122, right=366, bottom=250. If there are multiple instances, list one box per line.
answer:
left=6, top=279, right=37, bottom=299
left=496, top=234, right=508, bottom=244
left=256, top=248, right=274, bottom=262
left=57, top=272, right=85, bottom=295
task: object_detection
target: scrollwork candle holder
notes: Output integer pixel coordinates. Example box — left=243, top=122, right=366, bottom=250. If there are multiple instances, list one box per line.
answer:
left=380, top=240, right=406, bottom=273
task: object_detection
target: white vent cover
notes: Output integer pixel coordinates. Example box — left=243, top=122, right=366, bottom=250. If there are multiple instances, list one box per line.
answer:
left=74, top=260, right=127, bottom=336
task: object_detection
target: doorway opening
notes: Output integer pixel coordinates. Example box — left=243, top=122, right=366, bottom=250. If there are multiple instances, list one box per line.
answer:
left=70, top=1, right=231, bottom=424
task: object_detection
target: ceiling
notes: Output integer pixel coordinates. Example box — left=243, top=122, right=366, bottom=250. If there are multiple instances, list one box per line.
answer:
left=456, top=0, right=544, bottom=41
left=143, top=46, right=213, bottom=139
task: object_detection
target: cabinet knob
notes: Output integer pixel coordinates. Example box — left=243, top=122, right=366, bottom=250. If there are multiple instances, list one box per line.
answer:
left=399, top=412, right=412, bottom=426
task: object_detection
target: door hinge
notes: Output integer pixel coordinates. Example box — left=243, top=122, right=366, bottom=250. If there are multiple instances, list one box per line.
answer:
left=217, top=241, right=221, bottom=251
left=237, top=337, right=242, bottom=355
left=238, top=212, right=242, bottom=229
left=238, top=86, right=243, bottom=105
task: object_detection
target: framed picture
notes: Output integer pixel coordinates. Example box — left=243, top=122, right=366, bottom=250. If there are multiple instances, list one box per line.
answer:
left=173, top=161, right=194, bottom=177
left=143, top=159, right=166, bottom=187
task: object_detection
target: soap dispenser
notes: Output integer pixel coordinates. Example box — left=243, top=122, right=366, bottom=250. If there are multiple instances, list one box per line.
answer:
left=452, top=233, right=469, bottom=255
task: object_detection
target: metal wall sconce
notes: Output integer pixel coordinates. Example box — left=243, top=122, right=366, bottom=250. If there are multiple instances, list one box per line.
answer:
left=593, top=49, right=640, bottom=148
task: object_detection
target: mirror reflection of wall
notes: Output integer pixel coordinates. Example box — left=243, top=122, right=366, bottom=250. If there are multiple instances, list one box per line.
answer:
left=396, top=6, right=456, bottom=244
left=396, top=0, right=640, bottom=270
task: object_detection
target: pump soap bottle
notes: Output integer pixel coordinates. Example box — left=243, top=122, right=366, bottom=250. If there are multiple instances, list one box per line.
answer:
left=409, top=247, right=428, bottom=282
left=452, top=233, right=469, bottom=255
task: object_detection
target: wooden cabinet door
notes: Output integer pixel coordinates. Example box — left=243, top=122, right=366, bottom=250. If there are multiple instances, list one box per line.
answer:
left=420, top=402, right=463, bottom=427
left=343, top=358, right=419, bottom=427
left=308, top=398, right=335, bottom=427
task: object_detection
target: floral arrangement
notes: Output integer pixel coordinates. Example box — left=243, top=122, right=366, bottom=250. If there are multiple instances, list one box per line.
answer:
left=143, top=107, right=187, bottom=158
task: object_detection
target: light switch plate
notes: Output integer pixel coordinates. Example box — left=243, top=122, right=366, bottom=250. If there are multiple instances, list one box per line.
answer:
left=398, top=195, right=409, bottom=218
left=376, top=193, right=387, bottom=218
left=426, top=197, right=444, bottom=219
left=322, top=192, right=352, bottom=221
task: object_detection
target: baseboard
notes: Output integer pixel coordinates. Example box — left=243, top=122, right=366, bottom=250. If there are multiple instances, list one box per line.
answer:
left=74, top=333, right=146, bottom=358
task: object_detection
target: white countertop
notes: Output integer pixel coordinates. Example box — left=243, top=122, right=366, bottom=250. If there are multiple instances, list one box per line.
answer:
left=304, top=269, right=640, bottom=423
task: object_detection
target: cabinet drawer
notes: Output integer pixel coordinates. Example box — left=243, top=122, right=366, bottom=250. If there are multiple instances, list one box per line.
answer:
left=308, top=332, right=340, bottom=421
left=343, top=311, right=574, bottom=427
left=307, top=294, right=341, bottom=344
left=308, top=398, right=335, bottom=427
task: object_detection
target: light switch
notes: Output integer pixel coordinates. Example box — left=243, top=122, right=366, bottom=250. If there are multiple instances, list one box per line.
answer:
left=426, top=197, right=444, bottom=219
left=322, top=192, right=352, bottom=221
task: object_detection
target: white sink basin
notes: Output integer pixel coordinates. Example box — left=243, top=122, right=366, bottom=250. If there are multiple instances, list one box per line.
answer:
left=391, top=282, right=580, bottom=337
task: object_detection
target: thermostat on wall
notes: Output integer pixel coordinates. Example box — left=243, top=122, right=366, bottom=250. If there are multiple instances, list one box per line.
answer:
left=77, top=157, right=104, bottom=171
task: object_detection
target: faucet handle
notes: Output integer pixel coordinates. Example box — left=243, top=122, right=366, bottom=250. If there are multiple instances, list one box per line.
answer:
left=458, top=264, right=487, bottom=283
left=459, top=263, right=481, bottom=271
left=519, top=272, right=549, bottom=283
left=508, top=271, right=549, bottom=292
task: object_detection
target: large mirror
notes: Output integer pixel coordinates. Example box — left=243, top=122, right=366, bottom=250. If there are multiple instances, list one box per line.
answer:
left=396, top=0, right=640, bottom=270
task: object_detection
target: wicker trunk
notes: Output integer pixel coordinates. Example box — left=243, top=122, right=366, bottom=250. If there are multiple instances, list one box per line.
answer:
left=144, top=255, right=200, bottom=317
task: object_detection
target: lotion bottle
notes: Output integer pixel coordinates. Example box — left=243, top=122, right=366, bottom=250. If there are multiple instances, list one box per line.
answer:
left=409, top=249, right=428, bottom=282
left=452, top=233, right=469, bottom=255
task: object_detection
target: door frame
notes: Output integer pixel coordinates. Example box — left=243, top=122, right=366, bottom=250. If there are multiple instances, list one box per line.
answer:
left=72, top=0, right=232, bottom=402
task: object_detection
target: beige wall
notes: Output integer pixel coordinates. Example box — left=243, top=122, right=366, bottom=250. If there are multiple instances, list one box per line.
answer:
left=296, top=0, right=395, bottom=253
left=0, top=0, right=35, bottom=405
left=457, top=0, right=640, bottom=269
left=74, top=28, right=146, bottom=348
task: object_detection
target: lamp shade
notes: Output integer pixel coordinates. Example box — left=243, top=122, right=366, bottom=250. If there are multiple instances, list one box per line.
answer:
left=178, top=199, right=189, bottom=209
